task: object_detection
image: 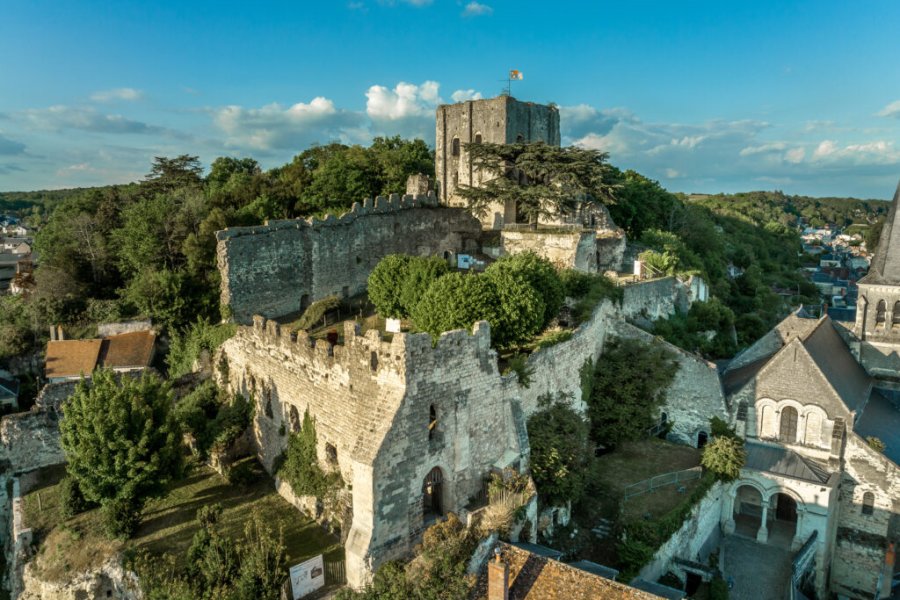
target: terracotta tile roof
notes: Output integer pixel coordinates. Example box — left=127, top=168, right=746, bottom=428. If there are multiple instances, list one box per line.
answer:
left=45, top=340, right=102, bottom=379
left=100, top=331, right=156, bottom=369
left=475, top=542, right=663, bottom=600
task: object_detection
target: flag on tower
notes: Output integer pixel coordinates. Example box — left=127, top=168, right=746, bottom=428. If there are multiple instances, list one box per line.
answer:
left=509, top=69, right=523, bottom=80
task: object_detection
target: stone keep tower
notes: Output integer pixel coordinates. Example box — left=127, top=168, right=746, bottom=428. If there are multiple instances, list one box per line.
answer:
left=855, top=180, right=900, bottom=384
left=435, top=95, right=560, bottom=229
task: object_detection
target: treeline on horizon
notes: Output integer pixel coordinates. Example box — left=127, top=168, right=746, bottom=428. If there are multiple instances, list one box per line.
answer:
left=0, top=136, right=887, bottom=382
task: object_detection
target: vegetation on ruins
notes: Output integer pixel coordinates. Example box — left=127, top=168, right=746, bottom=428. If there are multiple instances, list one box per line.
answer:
left=134, top=504, right=288, bottom=600
left=456, top=141, right=618, bottom=224
left=559, top=268, right=623, bottom=322
left=701, top=436, right=747, bottom=481
left=293, top=294, right=342, bottom=330
left=582, top=337, right=679, bottom=447
left=367, top=254, right=449, bottom=319
left=485, top=251, right=565, bottom=324
left=527, top=393, right=592, bottom=506
left=652, top=297, right=737, bottom=358
left=866, top=436, right=886, bottom=453
left=277, top=409, right=343, bottom=499
left=166, top=317, right=237, bottom=378
left=59, top=370, right=183, bottom=538
left=335, top=513, right=476, bottom=600
left=174, top=381, right=253, bottom=461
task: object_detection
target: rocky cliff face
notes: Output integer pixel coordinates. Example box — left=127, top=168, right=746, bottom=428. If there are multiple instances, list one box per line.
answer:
left=20, top=556, right=141, bottom=600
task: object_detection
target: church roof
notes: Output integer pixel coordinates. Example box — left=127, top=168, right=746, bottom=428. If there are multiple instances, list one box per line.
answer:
left=800, top=317, right=871, bottom=412
left=860, top=180, right=900, bottom=285
left=744, top=441, right=832, bottom=484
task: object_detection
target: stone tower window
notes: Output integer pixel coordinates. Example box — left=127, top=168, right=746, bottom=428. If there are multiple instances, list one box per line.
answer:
left=451, top=137, right=460, bottom=156
left=325, top=442, right=338, bottom=466
left=862, top=491, right=875, bottom=515
left=289, top=406, right=301, bottom=433
left=474, top=133, right=482, bottom=144
left=831, top=417, right=845, bottom=453
left=779, top=406, right=798, bottom=443
left=428, top=404, right=437, bottom=440
left=876, top=300, right=886, bottom=325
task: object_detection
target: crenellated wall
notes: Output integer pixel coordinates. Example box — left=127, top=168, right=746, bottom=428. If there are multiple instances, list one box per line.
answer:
left=216, top=193, right=482, bottom=324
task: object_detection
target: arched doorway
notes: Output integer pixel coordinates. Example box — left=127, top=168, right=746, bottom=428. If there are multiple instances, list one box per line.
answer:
left=733, top=485, right=763, bottom=538
left=423, top=467, right=444, bottom=522
left=771, top=493, right=798, bottom=547
left=697, top=431, right=708, bottom=449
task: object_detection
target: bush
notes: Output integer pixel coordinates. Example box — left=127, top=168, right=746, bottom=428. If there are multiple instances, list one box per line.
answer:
left=560, top=270, right=622, bottom=323
left=411, top=272, right=500, bottom=340
left=585, top=336, right=678, bottom=446
left=535, top=329, right=573, bottom=349
left=527, top=393, right=591, bottom=506
left=503, top=354, right=534, bottom=388
left=278, top=410, right=342, bottom=498
left=399, top=256, right=449, bottom=316
left=701, top=436, right=746, bottom=481
left=167, top=318, right=237, bottom=378
left=486, top=252, right=564, bottom=325
left=866, top=436, right=886, bottom=453
left=59, top=476, right=90, bottom=519
left=368, top=254, right=412, bottom=318
left=293, top=294, right=341, bottom=331
left=710, top=577, right=730, bottom=600
left=102, top=496, right=142, bottom=539
left=174, top=382, right=252, bottom=460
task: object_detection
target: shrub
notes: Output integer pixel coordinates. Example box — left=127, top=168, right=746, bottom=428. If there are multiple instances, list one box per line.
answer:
left=527, top=393, right=591, bottom=506
left=866, top=436, right=886, bottom=453
left=411, top=272, right=500, bottom=340
left=701, top=436, right=746, bottom=481
left=368, top=254, right=412, bottom=318
left=399, top=256, right=450, bottom=316
left=293, top=295, right=341, bottom=331
left=503, top=354, right=534, bottom=388
left=102, top=496, right=142, bottom=539
left=585, top=336, right=678, bottom=446
left=278, top=410, right=342, bottom=498
left=535, top=329, right=573, bottom=349
left=560, top=270, right=622, bottom=322
left=710, top=416, right=738, bottom=439
left=174, top=382, right=252, bottom=460
left=167, top=318, right=237, bottom=378
left=59, top=475, right=90, bottom=519
left=486, top=251, right=563, bottom=325
left=710, top=577, right=730, bottom=600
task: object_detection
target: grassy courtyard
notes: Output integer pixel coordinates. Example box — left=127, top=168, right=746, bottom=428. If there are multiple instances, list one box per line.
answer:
left=21, top=458, right=342, bottom=584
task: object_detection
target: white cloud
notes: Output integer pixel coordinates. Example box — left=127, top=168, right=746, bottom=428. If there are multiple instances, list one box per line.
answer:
left=90, top=88, right=143, bottom=102
left=665, top=168, right=680, bottom=178
left=877, top=100, right=900, bottom=119
left=462, top=1, right=493, bottom=17
left=366, top=81, right=441, bottom=120
left=213, top=97, right=363, bottom=150
left=784, top=147, right=806, bottom=164
left=19, top=105, right=173, bottom=135
left=812, top=140, right=837, bottom=160
left=739, top=142, right=787, bottom=157
left=451, top=89, right=483, bottom=102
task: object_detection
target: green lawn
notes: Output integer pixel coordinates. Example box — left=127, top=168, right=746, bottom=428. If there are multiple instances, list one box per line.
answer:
left=593, top=437, right=702, bottom=520
left=21, top=457, right=342, bottom=583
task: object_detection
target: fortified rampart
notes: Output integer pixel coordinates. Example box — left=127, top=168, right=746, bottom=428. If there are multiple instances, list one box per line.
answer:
left=216, top=193, right=482, bottom=324
left=217, top=285, right=698, bottom=587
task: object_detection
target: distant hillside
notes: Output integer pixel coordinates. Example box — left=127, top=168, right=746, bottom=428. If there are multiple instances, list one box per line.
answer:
left=0, top=185, right=136, bottom=217
left=686, top=191, right=887, bottom=229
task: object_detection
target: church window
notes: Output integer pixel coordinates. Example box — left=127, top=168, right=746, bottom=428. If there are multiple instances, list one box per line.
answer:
left=893, top=302, right=900, bottom=325
left=862, top=492, right=875, bottom=515
left=876, top=300, right=886, bottom=324
left=779, top=406, right=798, bottom=443
left=474, top=133, right=482, bottom=144
left=451, top=137, right=460, bottom=156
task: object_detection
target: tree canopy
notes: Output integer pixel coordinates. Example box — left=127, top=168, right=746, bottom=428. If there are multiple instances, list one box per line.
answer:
left=456, top=141, right=618, bottom=224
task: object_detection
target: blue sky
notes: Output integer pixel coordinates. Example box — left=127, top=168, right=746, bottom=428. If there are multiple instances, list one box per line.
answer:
left=2, top=0, right=900, bottom=198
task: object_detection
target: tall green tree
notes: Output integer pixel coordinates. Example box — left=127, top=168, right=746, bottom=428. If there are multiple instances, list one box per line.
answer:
left=59, top=370, right=183, bottom=538
left=457, top=141, right=618, bottom=224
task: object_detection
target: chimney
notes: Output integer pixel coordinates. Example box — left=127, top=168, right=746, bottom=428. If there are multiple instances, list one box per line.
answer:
left=488, top=548, right=509, bottom=600
left=49, top=326, right=57, bottom=341
left=57, top=325, right=65, bottom=341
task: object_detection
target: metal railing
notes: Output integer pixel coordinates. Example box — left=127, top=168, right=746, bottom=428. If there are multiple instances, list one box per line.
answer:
left=622, top=466, right=703, bottom=499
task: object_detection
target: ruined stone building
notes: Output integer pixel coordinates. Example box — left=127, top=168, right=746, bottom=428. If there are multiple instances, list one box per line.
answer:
left=718, top=182, right=900, bottom=599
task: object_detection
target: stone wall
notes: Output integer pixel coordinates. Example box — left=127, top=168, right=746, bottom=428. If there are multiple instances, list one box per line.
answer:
left=216, top=194, right=482, bottom=324
left=0, top=411, right=65, bottom=474
left=611, top=321, right=728, bottom=447
left=831, top=433, right=900, bottom=598
left=500, top=228, right=626, bottom=274
left=621, top=277, right=690, bottom=325
left=639, top=481, right=724, bottom=583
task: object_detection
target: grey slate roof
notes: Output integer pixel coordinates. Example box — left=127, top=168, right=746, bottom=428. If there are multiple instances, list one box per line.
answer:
left=801, top=318, right=871, bottom=412
left=744, top=442, right=831, bottom=484
left=569, top=560, right=619, bottom=580
left=509, top=542, right=565, bottom=560
left=860, top=180, right=900, bottom=285
left=855, top=390, right=900, bottom=466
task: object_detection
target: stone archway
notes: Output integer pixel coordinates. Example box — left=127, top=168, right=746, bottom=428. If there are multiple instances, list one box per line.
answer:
left=769, top=492, right=799, bottom=548
left=732, top=484, right=764, bottom=538
left=422, top=467, right=445, bottom=523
